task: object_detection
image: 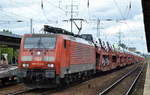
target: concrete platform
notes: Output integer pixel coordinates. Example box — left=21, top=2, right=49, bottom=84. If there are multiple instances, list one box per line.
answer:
left=143, top=61, right=150, bottom=95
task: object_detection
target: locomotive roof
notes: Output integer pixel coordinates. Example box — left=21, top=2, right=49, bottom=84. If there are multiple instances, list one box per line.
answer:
left=23, top=33, right=95, bottom=47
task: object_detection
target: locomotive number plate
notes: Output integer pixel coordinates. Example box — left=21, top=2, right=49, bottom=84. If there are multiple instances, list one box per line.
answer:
left=32, top=63, right=44, bottom=65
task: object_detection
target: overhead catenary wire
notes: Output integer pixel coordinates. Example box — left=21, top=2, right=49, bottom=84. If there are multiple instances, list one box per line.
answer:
left=123, top=0, right=132, bottom=19
left=0, top=8, right=45, bottom=23
left=0, top=0, right=69, bottom=34
left=0, top=0, right=139, bottom=42
left=112, top=0, right=126, bottom=20
left=40, top=0, right=56, bottom=24
left=40, top=0, right=66, bottom=23
left=0, top=1, right=35, bottom=21
left=0, top=6, right=23, bottom=21
left=0, top=11, right=18, bottom=21
left=44, top=0, right=66, bottom=14
left=0, top=0, right=59, bottom=24
left=126, top=0, right=132, bottom=18
left=41, top=9, right=58, bottom=24
left=111, top=0, right=136, bottom=46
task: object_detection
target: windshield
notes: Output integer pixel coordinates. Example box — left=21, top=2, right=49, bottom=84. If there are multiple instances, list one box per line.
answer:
left=24, top=36, right=56, bottom=49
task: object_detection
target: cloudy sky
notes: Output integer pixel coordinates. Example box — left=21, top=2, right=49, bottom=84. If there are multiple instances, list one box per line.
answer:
left=0, top=0, right=147, bottom=52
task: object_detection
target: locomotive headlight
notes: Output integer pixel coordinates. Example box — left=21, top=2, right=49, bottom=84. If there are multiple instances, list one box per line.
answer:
left=22, top=63, right=29, bottom=68
left=47, top=64, right=54, bottom=68
left=37, top=51, right=41, bottom=55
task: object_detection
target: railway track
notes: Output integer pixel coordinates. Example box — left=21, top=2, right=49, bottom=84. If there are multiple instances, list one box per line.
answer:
left=0, top=83, right=31, bottom=95
left=6, top=88, right=58, bottom=95
left=44, top=63, right=143, bottom=95
left=98, top=63, right=145, bottom=95
left=6, top=88, right=36, bottom=95
left=0, top=63, right=144, bottom=95
left=5, top=86, right=57, bottom=95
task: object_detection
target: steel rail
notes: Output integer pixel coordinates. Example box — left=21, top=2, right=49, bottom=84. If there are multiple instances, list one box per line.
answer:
left=125, top=64, right=145, bottom=95
left=98, top=65, right=141, bottom=95
left=7, top=88, right=36, bottom=95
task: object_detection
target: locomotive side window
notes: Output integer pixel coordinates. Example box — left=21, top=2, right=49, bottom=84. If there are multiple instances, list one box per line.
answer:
left=24, top=37, right=56, bottom=49
left=64, top=40, right=67, bottom=48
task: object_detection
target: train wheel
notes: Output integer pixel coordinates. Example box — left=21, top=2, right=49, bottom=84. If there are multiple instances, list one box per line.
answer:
left=64, top=75, right=70, bottom=87
left=56, top=83, right=62, bottom=90
left=56, top=76, right=62, bottom=90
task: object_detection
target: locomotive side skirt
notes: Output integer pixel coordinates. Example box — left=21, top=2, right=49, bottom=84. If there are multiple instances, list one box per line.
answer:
left=60, top=64, right=95, bottom=78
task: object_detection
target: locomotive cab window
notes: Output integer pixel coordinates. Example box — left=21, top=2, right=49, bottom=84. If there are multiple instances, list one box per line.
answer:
left=24, top=36, right=56, bottom=49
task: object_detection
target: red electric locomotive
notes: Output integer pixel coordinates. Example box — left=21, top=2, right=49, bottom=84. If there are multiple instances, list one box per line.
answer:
left=18, top=26, right=96, bottom=88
